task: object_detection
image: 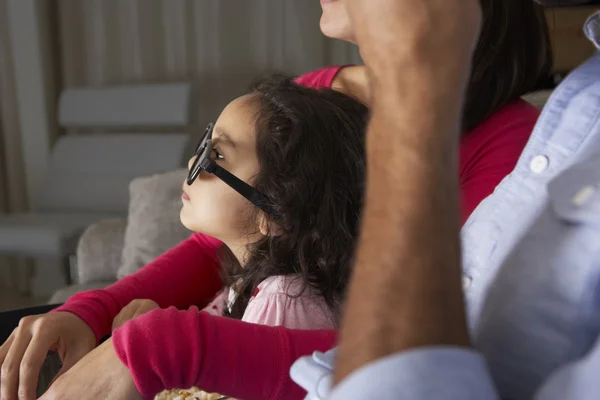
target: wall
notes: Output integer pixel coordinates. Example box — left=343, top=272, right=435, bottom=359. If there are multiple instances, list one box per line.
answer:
left=56, top=0, right=361, bottom=130
left=2, top=0, right=361, bottom=298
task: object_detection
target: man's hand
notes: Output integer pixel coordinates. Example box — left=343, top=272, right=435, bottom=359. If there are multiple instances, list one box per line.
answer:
left=112, top=299, right=160, bottom=331
left=39, top=338, right=142, bottom=400
left=344, top=0, right=481, bottom=97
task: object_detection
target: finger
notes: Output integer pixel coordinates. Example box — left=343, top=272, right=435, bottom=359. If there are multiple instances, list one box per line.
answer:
left=0, top=332, right=15, bottom=366
left=18, top=331, right=57, bottom=400
left=0, top=327, right=32, bottom=400
left=112, top=303, right=136, bottom=331
left=132, top=303, right=157, bottom=319
left=112, top=310, right=135, bottom=330
left=111, top=314, right=125, bottom=331
left=0, top=333, right=15, bottom=393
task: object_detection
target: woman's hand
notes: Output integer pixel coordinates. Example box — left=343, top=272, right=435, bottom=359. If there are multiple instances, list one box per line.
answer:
left=38, top=338, right=142, bottom=400
left=112, top=299, right=160, bottom=331
left=0, top=311, right=96, bottom=400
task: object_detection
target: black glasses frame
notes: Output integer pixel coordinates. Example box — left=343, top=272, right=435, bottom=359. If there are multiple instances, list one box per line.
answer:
left=186, top=123, right=275, bottom=216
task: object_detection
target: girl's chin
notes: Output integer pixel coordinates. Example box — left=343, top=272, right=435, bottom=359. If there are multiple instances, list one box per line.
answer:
left=179, top=210, right=195, bottom=231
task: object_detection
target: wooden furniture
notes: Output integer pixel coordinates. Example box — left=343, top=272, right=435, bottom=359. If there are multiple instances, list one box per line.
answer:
left=546, top=6, right=600, bottom=73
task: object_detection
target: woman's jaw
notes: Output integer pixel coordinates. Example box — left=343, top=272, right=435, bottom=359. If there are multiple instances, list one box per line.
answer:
left=319, top=0, right=356, bottom=43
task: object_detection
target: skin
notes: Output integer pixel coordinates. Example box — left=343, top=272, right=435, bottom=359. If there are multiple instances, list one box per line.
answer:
left=320, top=1, right=372, bottom=106
left=180, top=93, right=266, bottom=263
left=0, top=1, right=483, bottom=397
left=37, top=339, right=141, bottom=400
left=0, top=94, right=268, bottom=400
left=334, top=0, right=481, bottom=384
left=0, top=312, right=96, bottom=400
left=112, top=299, right=159, bottom=331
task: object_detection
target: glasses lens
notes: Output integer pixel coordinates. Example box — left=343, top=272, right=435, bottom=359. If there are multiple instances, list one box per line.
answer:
left=194, top=124, right=212, bottom=155
left=187, top=123, right=213, bottom=185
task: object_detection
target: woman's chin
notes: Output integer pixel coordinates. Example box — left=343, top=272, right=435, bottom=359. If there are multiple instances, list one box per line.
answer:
left=320, top=21, right=354, bottom=43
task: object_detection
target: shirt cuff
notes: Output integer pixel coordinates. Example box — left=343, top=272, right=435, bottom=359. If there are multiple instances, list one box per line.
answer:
left=53, top=299, right=115, bottom=344
left=329, top=347, right=499, bottom=400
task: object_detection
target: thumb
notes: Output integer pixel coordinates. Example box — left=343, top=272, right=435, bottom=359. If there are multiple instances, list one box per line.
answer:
left=133, top=303, right=159, bottom=319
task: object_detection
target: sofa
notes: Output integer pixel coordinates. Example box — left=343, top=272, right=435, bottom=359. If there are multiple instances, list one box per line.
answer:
left=1, top=83, right=193, bottom=297
left=50, top=169, right=192, bottom=303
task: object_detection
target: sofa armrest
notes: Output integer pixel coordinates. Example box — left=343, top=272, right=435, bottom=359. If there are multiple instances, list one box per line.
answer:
left=76, top=218, right=127, bottom=284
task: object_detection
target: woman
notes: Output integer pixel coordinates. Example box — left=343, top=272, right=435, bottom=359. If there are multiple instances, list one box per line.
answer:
left=304, top=0, right=551, bottom=220
left=0, top=1, right=551, bottom=399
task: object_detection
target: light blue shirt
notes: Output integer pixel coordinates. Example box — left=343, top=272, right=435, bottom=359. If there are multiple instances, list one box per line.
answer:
left=291, top=12, right=600, bottom=400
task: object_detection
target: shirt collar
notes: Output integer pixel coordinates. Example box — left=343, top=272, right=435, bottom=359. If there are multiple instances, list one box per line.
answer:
left=585, top=12, right=600, bottom=48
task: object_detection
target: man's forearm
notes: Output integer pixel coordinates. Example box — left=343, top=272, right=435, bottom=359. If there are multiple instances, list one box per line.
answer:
left=335, top=74, right=470, bottom=382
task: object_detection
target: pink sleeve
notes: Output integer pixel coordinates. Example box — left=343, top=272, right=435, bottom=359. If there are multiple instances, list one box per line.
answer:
left=458, top=100, right=539, bottom=222
left=294, top=65, right=347, bottom=89
left=243, top=293, right=335, bottom=330
left=53, top=233, right=224, bottom=342
left=112, top=307, right=337, bottom=400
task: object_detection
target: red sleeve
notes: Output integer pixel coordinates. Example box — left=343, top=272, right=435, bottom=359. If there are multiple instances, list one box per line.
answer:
left=53, top=233, right=224, bottom=342
left=294, top=65, right=348, bottom=89
left=459, top=99, right=539, bottom=222
left=113, top=307, right=336, bottom=400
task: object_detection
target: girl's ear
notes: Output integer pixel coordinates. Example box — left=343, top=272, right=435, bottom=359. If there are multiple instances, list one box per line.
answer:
left=258, top=213, right=282, bottom=237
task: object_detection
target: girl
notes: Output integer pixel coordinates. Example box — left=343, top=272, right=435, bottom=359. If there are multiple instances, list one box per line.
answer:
left=180, top=74, right=367, bottom=328
left=154, top=74, right=368, bottom=398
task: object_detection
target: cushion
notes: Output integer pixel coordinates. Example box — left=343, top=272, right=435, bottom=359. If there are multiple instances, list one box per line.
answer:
left=117, top=169, right=192, bottom=279
left=75, top=218, right=128, bottom=284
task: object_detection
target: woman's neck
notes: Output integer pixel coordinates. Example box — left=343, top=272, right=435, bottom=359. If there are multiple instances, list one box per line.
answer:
left=331, top=65, right=371, bottom=106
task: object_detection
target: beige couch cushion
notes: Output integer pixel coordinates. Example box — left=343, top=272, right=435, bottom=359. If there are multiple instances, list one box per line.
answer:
left=76, top=218, right=127, bottom=284
left=117, top=169, right=192, bottom=279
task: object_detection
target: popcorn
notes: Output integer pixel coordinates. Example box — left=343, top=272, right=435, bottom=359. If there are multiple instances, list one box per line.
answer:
left=154, top=387, right=227, bottom=400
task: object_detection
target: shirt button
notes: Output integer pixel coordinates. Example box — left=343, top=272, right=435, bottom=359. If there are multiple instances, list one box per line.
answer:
left=463, top=276, right=472, bottom=290
left=530, top=155, right=550, bottom=174
left=572, top=185, right=596, bottom=207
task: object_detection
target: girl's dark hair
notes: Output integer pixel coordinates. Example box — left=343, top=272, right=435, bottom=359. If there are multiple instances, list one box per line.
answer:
left=223, top=75, right=368, bottom=322
left=464, top=0, right=552, bottom=131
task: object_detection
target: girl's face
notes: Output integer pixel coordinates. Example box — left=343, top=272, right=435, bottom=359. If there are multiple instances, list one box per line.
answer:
left=181, top=94, right=263, bottom=251
left=319, top=0, right=355, bottom=43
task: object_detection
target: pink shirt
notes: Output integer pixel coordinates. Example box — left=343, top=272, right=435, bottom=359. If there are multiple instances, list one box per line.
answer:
left=203, top=276, right=335, bottom=330
left=55, top=65, right=540, bottom=400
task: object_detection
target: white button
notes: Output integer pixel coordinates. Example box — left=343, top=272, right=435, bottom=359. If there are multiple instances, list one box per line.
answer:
left=572, top=185, right=596, bottom=207
left=530, top=155, right=550, bottom=174
left=462, top=276, right=472, bottom=290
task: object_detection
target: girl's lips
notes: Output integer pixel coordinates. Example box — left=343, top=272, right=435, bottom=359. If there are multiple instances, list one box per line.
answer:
left=182, top=191, right=190, bottom=201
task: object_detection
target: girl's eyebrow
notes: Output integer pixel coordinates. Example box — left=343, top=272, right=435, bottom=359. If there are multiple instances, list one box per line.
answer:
left=213, top=128, right=235, bottom=148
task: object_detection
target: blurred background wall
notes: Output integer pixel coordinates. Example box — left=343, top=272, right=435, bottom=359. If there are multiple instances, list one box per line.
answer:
left=0, top=0, right=360, bottom=303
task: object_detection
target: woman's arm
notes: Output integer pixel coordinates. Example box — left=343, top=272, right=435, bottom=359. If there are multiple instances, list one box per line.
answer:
left=53, top=233, right=224, bottom=342
left=113, top=307, right=337, bottom=400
